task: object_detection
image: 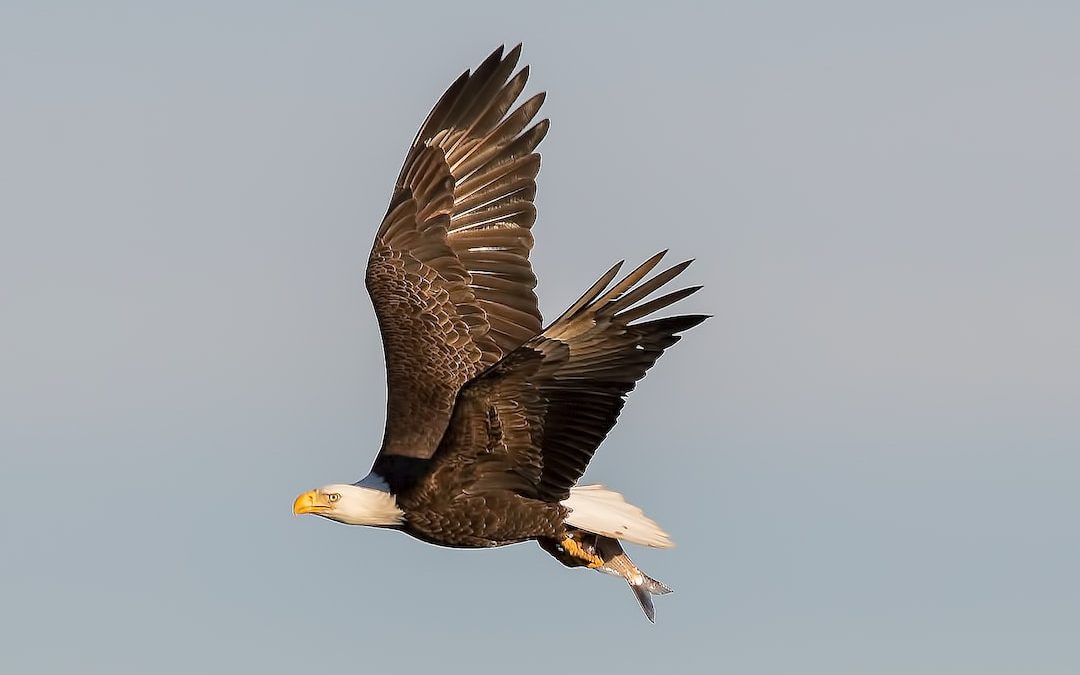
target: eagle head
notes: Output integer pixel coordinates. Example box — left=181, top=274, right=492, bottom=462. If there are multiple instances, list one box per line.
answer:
left=292, top=483, right=403, bottom=527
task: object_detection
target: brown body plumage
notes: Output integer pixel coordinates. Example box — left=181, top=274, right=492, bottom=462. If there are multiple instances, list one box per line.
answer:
left=293, top=45, right=705, bottom=622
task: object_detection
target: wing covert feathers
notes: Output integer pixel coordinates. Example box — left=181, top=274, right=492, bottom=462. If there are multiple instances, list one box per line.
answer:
left=369, top=45, right=547, bottom=461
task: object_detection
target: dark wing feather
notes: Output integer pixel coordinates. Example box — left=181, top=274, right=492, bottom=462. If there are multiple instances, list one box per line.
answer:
left=367, top=45, right=547, bottom=462
left=436, top=252, right=706, bottom=501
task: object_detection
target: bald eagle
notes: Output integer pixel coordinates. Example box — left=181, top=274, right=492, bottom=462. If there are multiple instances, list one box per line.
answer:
left=293, top=45, right=706, bottom=622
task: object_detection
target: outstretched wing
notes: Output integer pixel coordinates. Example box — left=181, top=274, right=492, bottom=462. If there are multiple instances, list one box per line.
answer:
left=367, top=45, right=548, bottom=463
left=430, top=252, right=706, bottom=502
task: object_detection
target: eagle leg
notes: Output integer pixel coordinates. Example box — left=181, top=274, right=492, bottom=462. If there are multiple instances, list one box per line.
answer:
left=556, top=533, right=604, bottom=568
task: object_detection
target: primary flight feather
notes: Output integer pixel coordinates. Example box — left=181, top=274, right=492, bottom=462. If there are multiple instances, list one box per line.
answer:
left=293, top=45, right=706, bottom=622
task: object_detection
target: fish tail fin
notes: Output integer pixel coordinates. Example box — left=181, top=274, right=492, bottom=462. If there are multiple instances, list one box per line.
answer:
left=629, top=572, right=673, bottom=623
left=638, top=570, right=674, bottom=596
left=594, top=536, right=673, bottom=623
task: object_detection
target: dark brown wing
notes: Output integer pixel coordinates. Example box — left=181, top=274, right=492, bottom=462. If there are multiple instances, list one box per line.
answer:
left=427, top=252, right=707, bottom=502
left=367, top=45, right=548, bottom=462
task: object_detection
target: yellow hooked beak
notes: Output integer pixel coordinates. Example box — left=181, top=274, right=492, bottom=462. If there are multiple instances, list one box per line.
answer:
left=293, top=490, right=331, bottom=515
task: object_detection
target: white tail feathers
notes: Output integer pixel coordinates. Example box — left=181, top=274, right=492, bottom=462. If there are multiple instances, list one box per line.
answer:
left=561, top=485, right=674, bottom=548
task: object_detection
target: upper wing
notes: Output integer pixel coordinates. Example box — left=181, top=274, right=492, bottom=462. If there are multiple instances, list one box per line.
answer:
left=429, top=252, right=707, bottom=502
left=367, top=45, right=548, bottom=462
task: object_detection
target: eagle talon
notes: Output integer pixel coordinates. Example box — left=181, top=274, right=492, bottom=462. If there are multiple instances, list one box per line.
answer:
left=560, top=536, right=605, bottom=568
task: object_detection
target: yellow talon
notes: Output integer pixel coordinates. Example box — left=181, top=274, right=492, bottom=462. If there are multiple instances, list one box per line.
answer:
left=560, top=536, right=604, bottom=568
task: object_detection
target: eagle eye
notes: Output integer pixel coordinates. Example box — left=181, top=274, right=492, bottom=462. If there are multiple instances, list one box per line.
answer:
left=328, top=493, right=341, bottom=502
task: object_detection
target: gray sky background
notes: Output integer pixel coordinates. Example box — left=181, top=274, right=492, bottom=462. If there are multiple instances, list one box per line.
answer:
left=3, top=2, right=1078, bottom=674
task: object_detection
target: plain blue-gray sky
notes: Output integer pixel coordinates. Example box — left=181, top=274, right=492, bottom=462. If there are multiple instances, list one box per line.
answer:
left=2, top=2, right=1078, bottom=673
